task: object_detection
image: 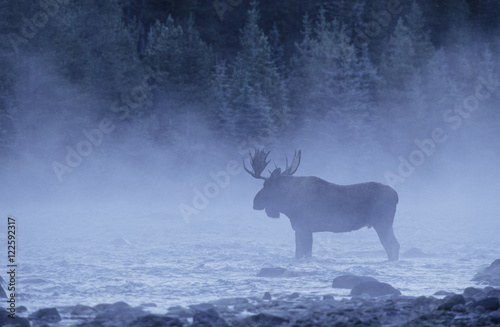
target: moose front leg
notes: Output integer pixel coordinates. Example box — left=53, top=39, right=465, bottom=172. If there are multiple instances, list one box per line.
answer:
left=295, top=230, right=313, bottom=259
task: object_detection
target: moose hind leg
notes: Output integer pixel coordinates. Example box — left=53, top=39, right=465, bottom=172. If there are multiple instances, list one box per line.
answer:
left=295, top=230, right=313, bottom=259
left=374, top=225, right=400, bottom=261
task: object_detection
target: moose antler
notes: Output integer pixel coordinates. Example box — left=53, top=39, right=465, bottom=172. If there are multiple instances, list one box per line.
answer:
left=282, top=150, right=301, bottom=175
left=243, top=149, right=270, bottom=180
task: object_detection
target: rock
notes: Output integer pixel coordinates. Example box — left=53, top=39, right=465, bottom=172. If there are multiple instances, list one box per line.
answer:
left=473, top=259, right=500, bottom=286
left=402, top=247, right=432, bottom=258
left=167, top=306, right=194, bottom=318
left=213, top=297, right=249, bottom=306
left=93, top=301, right=147, bottom=325
left=0, top=308, right=30, bottom=326
left=473, top=297, right=500, bottom=311
left=128, top=314, right=183, bottom=327
left=350, top=281, right=401, bottom=297
left=29, top=307, right=62, bottom=323
left=71, top=304, right=97, bottom=317
left=190, top=303, right=215, bottom=312
left=237, top=313, right=289, bottom=327
left=463, top=287, right=486, bottom=300
left=451, top=304, right=466, bottom=312
left=17, top=306, right=27, bottom=314
left=93, top=303, right=112, bottom=313
left=257, top=267, right=287, bottom=277
left=486, top=288, right=500, bottom=297
left=287, top=292, right=300, bottom=300
left=332, top=275, right=379, bottom=289
left=438, top=294, right=465, bottom=311
left=434, top=290, right=454, bottom=296
left=263, top=292, right=272, bottom=300
left=193, top=308, right=229, bottom=327
left=323, top=295, right=334, bottom=300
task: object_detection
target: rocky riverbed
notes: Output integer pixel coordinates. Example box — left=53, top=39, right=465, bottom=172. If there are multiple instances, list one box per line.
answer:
left=3, top=285, right=499, bottom=326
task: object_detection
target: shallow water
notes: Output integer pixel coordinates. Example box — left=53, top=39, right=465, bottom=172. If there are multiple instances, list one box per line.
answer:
left=7, top=208, right=500, bottom=318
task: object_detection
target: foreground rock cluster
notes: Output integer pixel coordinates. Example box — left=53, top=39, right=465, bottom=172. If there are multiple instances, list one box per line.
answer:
left=3, top=285, right=498, bottom=327
left=4, top=259, right=499, bottom=326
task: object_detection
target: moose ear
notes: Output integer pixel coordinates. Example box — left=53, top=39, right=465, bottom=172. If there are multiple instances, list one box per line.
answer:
left=270, top=168, right=281, bottom=177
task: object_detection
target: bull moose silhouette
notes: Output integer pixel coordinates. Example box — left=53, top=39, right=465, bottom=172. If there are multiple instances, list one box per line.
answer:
left=244, top=149, right=400, bottom=260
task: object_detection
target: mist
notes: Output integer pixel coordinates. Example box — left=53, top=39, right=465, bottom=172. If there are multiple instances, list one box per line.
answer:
left=1, top=0, right=500, bottom=324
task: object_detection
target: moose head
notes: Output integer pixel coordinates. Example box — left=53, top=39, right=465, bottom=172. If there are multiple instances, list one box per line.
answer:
left=244, top=149, right=301, bottom=218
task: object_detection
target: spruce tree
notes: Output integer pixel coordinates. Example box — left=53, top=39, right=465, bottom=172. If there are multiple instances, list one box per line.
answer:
left=228, top=1, right=289, bottom=144
left=291, top=8, right=379, bottom=145
left=144, top=14, right=214, bottom=100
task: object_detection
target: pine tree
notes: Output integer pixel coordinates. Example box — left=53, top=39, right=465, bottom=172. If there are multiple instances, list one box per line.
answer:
left=46, top=1, right=142, bottom=102
left=227, top=1, right=289, bottom=144
left=290, top=8, right=379, bottom=145
left=379, top=1, right=435, bottom=101
left=405, top=0, right=435, bottom=69
left=0, top=55, right=16, bottom=157
left=144, top=14, right=214, bottom=100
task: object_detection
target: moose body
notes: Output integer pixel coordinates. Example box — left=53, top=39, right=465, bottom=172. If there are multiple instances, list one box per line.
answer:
left=245, top=150, right=400, bottom=261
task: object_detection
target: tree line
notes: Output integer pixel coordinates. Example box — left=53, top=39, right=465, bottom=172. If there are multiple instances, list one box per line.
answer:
left=0, top=0, right=499, bottom=158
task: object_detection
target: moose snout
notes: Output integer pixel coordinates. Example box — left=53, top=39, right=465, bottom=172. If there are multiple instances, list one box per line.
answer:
left=253, top=197, right=265, bottom=210
left=253, top=191, right=265, bottom=210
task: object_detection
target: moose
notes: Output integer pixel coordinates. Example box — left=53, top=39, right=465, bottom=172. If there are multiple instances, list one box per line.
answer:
left=244, top=149, right=400, bottom=261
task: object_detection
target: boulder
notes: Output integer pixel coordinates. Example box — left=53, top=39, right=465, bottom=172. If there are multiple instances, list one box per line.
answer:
left=71, top=304, right=97, bottom=318
left=463, top=287, right=486, bottom=301
left=237, top=313, right=289, bottom=327
left=473, top=259, right=500, bottom=286
left=29, top=307, right=61, bottom=323
left=350, top=281, right=401, bottom=297
left=0, top=308, right=30, bottom=326
left=473, top=297, right=500, bottom=311
left=438, top=294, right=465, bottom=311
left=93, top=301, right=147, bottom=325
left=193, top=308, right=229, bottom=327
left=129, top=314, right=183, bottom=327
left=332, top=275, right=378, bottom=289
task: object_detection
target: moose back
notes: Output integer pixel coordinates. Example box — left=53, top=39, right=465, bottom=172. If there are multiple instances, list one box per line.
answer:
left=244, top=150, right=400, bottom=260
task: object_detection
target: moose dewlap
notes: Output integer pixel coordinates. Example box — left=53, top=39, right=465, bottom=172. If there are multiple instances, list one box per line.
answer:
left=244, top=150, right=400, bottom=260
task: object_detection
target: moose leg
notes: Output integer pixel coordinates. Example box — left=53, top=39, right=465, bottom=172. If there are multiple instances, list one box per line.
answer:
left=374, top=224, right=400, bottom=261
left=295, top=230, right=313, bottom=259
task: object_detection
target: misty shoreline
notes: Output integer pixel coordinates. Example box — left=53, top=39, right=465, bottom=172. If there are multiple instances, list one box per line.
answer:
left=9, top=285, right=500, bottom=326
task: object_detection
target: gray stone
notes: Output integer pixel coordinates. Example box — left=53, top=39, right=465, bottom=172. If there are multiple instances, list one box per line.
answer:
left=237, top=313, right=289, bottom=327
left=438, top=294, right=465, bottom=311
left=71, top=304, right=97, bottom=317
left=29, top=307, right=61, bottom=323
left=473, top=297, right=500, bottom=311
left=473, top=259, right=500, bottom=286
left=332, top=275, right=379, bottom=289
left=128, top=314, right=183, bottom=327
left=193, top=308, right=229, bottom=327
left=350, top=281, right=401, bottom=297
